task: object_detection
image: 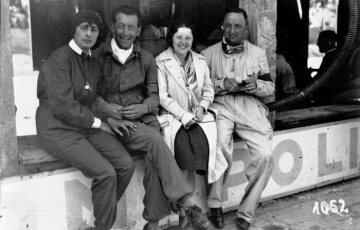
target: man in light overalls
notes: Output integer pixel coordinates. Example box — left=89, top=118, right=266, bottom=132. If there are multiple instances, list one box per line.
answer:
left=201, top=8, right=274, bottom=230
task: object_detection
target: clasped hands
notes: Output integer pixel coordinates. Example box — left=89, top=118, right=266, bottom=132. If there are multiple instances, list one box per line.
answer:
left=100, top=103, right=148, bottom=136
left=224, top=77, right=257, bottom=94
left=184, top=106, right=205, bottom=129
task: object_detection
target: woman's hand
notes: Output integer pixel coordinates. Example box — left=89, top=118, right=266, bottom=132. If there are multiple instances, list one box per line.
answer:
left=103, top=103, right=123, bottom=120
left=107, top=117, right=137, bottom=137
left=99, top=122, right=115, bottom=135
left=193, top=106, right=205, bottom=122
left=184, top=119, right=196, bottom=129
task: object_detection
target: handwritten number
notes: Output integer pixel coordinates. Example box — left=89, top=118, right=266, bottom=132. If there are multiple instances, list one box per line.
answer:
left=313, top=199, right=348, bottom=215
left=339, top=199, right=349, bottom=213
left=320, top=201, right=330, bottom=215
left=313, top=201, right=320, bottom=215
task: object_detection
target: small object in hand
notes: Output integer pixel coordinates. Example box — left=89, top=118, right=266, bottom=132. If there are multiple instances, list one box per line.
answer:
left=160, top=121, right=170, bottom=130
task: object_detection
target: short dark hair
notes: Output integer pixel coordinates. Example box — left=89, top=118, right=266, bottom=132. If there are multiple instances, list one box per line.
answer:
left=166, top=19, right=197, bottom=48
left=224, top=8, right=248, bottom=24
left=111, top=5, right=142, bottom=26
left=71, top=9, right=103, bottom=35
left=319, top=30, right=337, bottom=42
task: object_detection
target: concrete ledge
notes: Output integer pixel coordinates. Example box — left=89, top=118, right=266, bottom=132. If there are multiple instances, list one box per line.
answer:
left=5, top=118, right=359, bottom=229
left=18, top=105, right=360, bottom=175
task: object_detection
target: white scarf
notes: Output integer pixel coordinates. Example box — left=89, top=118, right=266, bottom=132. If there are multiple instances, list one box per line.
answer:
left=111, top=38, right=133, bottom=64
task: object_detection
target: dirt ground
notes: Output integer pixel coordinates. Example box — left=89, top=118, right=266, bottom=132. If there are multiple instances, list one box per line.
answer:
left=166, top=177, right=360, bottom=230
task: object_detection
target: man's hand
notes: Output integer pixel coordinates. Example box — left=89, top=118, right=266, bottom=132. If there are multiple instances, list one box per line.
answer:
left=99, top=122, right=115, bottom=135
left=193, top=106, right=205, bottom=122
left=122, top=104, right=148, bottom=119
left=103, top=103, right=123, bottom=119
left=107, top=117, right=137, bottom=137
left=224, top=78, right=240, bottom=92
left=238, top=78, right=257, bottom=94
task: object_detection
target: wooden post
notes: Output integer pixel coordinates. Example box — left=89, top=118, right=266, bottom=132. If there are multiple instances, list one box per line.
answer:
left=239, top=0, right=277, bottom=84
left=0, top=0, right=19, bottom=177
left=239, top=0, right=277, bottom=126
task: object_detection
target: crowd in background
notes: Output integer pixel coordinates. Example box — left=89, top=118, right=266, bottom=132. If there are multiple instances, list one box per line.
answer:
left=309, top=0, right=337, bottom=45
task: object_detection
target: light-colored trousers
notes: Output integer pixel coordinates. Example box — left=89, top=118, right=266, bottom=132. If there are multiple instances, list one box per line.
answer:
left=207, top=96, right=274, bottom=224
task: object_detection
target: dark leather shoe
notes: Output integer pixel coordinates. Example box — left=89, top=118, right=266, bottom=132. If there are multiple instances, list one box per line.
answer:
left=185, top=205, right=214, bottom=230
left=143, top=222, right=161, bottom=230
left=209, top=208, right=224, bottom=229
left=235, top=217, right=250, bottom=230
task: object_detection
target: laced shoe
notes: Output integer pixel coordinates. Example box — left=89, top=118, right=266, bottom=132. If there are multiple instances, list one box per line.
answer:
left=143, top=222, right=161, bottom=230
left=185, top=205, right=214, bottom=230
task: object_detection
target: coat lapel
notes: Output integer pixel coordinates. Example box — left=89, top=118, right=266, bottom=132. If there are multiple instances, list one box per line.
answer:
left=161, top=50, right=189, bottom=93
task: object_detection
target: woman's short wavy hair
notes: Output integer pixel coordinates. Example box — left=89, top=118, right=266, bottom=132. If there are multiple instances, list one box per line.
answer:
left=166, top=19, right=197, bottom=49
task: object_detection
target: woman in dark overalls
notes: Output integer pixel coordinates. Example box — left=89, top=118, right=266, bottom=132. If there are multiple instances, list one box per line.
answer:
left=36, top=10, right=136, bottom=230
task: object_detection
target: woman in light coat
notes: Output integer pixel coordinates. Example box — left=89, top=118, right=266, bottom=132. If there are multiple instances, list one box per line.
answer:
left=156, top=20, right=228, bottom=227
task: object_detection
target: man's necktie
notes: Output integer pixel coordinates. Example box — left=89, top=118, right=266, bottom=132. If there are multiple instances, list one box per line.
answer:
left=221, top=41, right=244, bottom=54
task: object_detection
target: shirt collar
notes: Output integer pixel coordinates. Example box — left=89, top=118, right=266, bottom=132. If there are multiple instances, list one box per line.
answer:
left=104, top=38, right=141, bottom=56
left=69, top=39, right=92, bottom=56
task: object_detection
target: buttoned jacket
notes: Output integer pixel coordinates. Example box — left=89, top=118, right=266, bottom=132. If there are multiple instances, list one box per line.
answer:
left=36, top=45, right=105, bottom=135
left=93, top=40, right=159, bottom=124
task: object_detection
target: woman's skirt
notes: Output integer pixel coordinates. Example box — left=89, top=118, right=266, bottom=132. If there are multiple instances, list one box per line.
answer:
left=174, top=123, right=209, bottom=173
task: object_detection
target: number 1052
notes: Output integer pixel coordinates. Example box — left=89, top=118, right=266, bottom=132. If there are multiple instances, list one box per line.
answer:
left=313, top=199, right=349, bottom=216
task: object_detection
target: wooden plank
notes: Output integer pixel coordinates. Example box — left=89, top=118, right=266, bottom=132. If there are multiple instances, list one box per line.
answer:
left=275, top=104, right=360, bottom=130
left=18, top=135, right=145, bottom=174
left=17, top=135, right=69, bottom=174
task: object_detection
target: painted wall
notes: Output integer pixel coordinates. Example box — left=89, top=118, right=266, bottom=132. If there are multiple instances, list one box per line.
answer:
left=1, top=119, right=359, bottom=230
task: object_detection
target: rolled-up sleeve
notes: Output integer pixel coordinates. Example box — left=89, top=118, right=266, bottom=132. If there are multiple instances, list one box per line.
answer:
left=255, top=79, right=275, bottom=97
